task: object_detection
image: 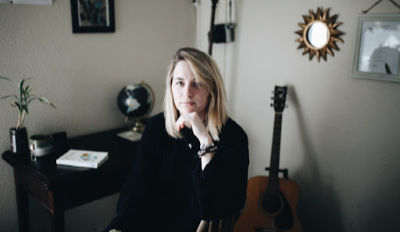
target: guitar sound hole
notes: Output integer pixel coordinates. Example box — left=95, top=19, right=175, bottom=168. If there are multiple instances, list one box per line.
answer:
left=262, top=194, right=282, bottom=215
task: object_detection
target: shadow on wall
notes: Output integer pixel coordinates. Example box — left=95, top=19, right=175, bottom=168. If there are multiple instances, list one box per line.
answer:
left=288, top=86, right=344, bottom=232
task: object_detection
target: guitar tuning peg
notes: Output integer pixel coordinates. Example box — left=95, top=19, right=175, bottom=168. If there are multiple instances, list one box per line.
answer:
left=270, top=103, right=274, bottom=107
left=271, top=97, right=274, bottom=100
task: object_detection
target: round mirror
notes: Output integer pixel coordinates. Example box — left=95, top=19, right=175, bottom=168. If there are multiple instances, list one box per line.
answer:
left=295, top=7, right=344, bottom=62
left=306, top=21, right=330, bottom=49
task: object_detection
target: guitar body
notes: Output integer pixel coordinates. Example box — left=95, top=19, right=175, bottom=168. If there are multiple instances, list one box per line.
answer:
left=234, top=176, right=302, bottom=232
left=234, top=86, right=301, bottom=232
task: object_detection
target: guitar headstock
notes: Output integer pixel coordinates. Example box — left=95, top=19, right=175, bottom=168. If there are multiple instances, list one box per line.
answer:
left=271, top=86, right=287, bottom=112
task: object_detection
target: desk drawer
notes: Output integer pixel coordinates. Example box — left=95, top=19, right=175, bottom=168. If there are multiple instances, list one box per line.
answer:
left=14, top=170, right=55, bottom=212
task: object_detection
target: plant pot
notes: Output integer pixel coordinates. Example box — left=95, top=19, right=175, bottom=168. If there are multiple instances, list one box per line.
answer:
left=10, top=127, right=29, bottom=154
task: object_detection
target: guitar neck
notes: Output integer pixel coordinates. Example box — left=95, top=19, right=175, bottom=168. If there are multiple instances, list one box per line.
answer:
left=268, top=112, right=283, bottom=193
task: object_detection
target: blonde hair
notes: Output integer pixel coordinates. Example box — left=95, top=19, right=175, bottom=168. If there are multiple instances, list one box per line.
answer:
left=163, top=47, right=228, bottom=141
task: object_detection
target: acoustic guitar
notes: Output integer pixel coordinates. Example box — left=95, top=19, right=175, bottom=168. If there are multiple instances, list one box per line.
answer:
left=234, top=86, right=302, bottom=232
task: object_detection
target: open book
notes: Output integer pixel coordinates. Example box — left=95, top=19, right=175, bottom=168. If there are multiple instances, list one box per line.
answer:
left=56, top=149, right=108, bottom=168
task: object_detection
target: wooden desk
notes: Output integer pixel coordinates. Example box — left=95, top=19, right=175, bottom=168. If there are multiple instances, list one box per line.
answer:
left=2, top=128, right=138, bottom=232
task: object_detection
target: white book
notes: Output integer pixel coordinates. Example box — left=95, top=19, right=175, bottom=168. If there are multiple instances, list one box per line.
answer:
left=56, top=149, right=108, bottom=169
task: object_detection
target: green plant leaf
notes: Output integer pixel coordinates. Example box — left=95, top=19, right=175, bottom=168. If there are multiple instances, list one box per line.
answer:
left=0, top=95, right=18, bottom=100
left=19, top=79, right=25, bottom=93
left=25, top=85, right=32, bottom=96
left=18, top=79, right=24, bottom=103
left=0, top=76, right=10, bottom=80
left=27, top=96, right=37, bottom=104
left=38, top=97, right=56, bottom=109
left=27, top=96, right=56, bottom=109
left=13, top=101, right=22, bottom=110
left=22, top=104, right=29, bottom=114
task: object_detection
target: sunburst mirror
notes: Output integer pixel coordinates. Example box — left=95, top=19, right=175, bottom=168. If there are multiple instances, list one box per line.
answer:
left=295, top=7, right=344, bottom=62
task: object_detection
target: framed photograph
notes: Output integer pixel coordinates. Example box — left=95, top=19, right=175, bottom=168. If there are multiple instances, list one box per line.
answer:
left=70, top=0, right=115, bottom=33
left=352, top=14, right=400, bottom=83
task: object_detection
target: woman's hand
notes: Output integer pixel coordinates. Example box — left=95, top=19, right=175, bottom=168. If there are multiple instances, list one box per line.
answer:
left=176, top=112, right=215, bottom=170
left=175, top=112, right=212, bottom=145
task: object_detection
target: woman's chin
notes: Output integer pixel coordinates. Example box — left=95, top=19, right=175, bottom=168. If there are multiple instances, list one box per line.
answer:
left=180, top=110, right=195, bottom=114
left=178, top=106, right=196, bottom=113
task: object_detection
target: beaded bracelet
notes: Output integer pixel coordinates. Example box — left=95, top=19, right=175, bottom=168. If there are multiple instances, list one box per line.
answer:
left=197, top=143, right=218, bottom=157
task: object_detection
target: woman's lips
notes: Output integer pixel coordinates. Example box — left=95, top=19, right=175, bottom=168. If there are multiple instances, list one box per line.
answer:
left=181, top=101, right=195, bottom=105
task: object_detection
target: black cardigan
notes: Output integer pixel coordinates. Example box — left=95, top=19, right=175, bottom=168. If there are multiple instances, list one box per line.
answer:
left=104, top=113, right=249, bottom=232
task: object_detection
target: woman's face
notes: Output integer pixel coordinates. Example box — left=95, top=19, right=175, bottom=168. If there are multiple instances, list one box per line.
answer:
left=171, top=61, right=210, bottom=120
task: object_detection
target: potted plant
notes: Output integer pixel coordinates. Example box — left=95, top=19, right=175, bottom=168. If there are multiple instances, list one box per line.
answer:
left=1, top=76, right=55, bottom=154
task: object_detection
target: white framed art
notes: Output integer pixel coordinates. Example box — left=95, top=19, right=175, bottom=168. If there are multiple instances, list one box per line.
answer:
left=352, top=14, right=400, bottom=83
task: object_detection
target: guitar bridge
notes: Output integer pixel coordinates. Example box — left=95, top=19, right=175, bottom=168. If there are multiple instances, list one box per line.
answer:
left=255, top=228, right=277, bottom=232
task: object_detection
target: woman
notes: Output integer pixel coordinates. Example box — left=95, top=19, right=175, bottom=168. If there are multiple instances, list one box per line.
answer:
left=105, top=47, right=249, bottom=232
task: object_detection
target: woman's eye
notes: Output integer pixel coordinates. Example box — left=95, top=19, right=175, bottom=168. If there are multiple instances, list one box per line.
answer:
left=193, top=81, right=201, bottom=87
left=175, top=81, right=183, bottom=86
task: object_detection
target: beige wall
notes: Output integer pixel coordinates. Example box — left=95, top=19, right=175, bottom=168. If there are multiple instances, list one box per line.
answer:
left=196, top=0, right=400, bottom=231
left=0, top=0, right=195, bottom=231
left=2, top=0, right=400, bottom=232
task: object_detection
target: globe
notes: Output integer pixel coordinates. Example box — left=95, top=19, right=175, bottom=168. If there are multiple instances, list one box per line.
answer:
left=117, top=82, right=154, bottom=132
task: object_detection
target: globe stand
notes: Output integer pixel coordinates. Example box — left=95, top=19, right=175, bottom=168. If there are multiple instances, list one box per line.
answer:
left=116, top=117, right=144, bottom=142
left=130, top=119, right=145, bottom=133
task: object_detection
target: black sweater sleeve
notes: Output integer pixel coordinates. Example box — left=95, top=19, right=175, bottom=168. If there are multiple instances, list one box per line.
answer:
left=191, top=119, right=249, bottom=220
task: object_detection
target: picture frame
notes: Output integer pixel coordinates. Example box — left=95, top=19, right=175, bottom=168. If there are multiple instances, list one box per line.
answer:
left=352, top=14, right=400, bottom=83
left=70, top=0, right=115, bottom=33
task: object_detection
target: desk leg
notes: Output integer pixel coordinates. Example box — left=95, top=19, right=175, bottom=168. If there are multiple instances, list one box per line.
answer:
left=49, top=191, right=65, bottom=232
left=14, top=172, right=29, bottom=232
left=50, top=210, right=64, bottom=232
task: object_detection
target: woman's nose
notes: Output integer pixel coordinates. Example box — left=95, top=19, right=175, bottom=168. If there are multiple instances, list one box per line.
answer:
left=183, top=84, right=193, bottom=97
